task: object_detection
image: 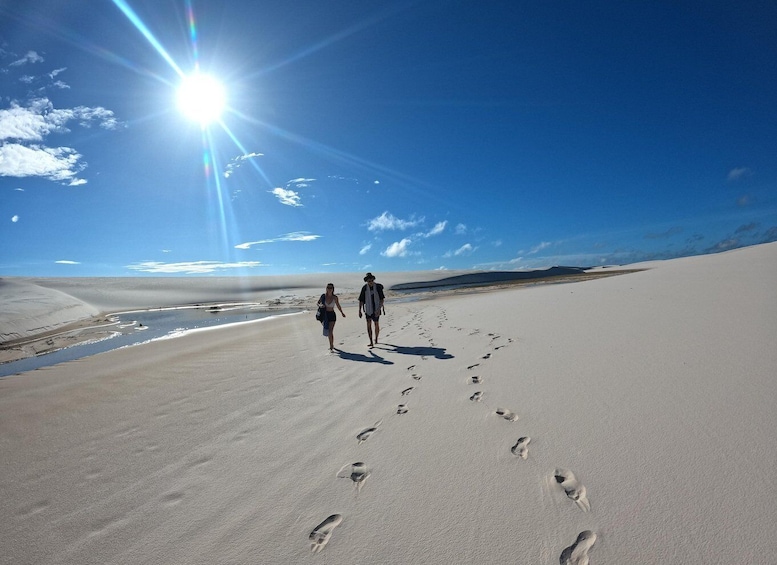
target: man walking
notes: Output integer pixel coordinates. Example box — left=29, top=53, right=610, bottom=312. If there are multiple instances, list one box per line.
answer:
left=358, top=272, right=385, bottom=347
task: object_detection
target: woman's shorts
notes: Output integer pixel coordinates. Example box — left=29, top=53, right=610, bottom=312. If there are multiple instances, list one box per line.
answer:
left=325, top=311, right=337, bottom=323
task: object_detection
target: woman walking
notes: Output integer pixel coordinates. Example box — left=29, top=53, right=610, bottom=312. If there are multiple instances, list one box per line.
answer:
left=318, top=283, right=346, bottom=352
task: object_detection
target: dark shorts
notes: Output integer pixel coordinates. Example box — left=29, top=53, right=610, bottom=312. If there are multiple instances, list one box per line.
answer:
left=365, top=313, right=380, bottom=322
left=324, top=311, right=337, bottom=323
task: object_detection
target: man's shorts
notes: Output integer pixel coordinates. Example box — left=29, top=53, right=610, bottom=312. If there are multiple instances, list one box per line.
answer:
left=365, top=313, right=380, bottom=322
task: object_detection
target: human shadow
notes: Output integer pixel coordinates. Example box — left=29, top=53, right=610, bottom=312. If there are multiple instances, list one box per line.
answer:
left=374, top=343, right=454, bottom=360
left=335, top=349, right=394, bottom=365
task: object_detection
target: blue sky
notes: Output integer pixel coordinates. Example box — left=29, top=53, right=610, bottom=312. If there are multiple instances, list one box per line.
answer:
left=1, top=0, right=776, bottom=277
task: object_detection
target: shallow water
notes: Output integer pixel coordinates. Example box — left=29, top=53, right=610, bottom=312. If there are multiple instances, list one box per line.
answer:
left=0, top=305, right=299, bottom=378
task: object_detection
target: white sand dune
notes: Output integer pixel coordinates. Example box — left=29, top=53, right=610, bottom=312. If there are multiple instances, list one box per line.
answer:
left=1, top=243, right=776, bottom=564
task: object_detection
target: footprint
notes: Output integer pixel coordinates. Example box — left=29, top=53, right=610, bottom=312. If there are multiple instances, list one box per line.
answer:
left=559, top=530, right=596, bottom=565
left=470, top=391, right=483, bottom=402
left=401, top=387, right=414, bottom=396
left=554, top=469, right=591, bottom=512
left=471, top=375, right=483, bottom=384
left=482, top=353, right=491, bottom=359
left=511, top=437, right=531, bottom=459
left=407, top=365, right=416, bottom=371
left=397, top=404, right=408, bottom=415
left=309, top=514, right=343, bottom=553
left=337, top=462, right=370, bottom=492
left=495, top=408, right=518, bottom=421
left=467, top=363, right=480, bottom=370
left=356, top=427, right=377, bottom=444
left=411, top=374, right=422, bottom=380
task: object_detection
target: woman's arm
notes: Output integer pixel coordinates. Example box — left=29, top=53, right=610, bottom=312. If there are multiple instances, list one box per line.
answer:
left=335, top=296, right=346, bottom=316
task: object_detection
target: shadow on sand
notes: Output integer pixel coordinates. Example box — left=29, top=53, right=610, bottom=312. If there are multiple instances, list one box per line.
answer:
left=335, top=349, right=395, bottom=364
left=373, top=343, right=454, bottom=360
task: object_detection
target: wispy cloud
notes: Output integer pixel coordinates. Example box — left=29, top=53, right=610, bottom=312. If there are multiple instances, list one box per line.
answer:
left=224, top=152, right=263, bottom=178
left=235, top=232, right=320, bottom=250
left=0, top=97, right=121, bottom=185
left=359, top=243, right=372, bottom=255
left=644, top=226, right=683, bottom=239
left=126, top=261, right=263, bottom=274
left=735, top=222, right=758, bottom=234
left=270, top=187, right=302, bottom=207
left=423, top=220, right=447, bottom=237
left=454, top=243, right=474, bottom=256
left=55, top=260, right=80, bottom=265
left=455, top=223, right=467, bottom=235
left=9, top=51, right=44, bottom=67
left=529, top=241, right=552, bottom=254
left=727, top=167, right=752, bottom=181
left=368, top=211, right=422, bottom=232
left=382, top=238, right=412, bottom=257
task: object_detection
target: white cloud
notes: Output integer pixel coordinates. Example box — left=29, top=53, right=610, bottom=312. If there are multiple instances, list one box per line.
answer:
left=126, top=261, right=263, bottom=274
left=0, top=143, right=85, bottom=185
left=529, top=241, right=552, bottom=254
left=235, top=232, right=320, bottom=250
left=49, top=67, right=66, bottom=78
left=11, top=215, right=19, bottom=222
left=0, top=98, right=121, bottom=185
left=270, top=187, right=302, bottom=207
left=10, top=51, right=44, bottom=67
left=224, top=152, right=263, bottom=178
left=55, top=260, right=80, bottom=265
left=368, top=211, right=422, bottom=232
left=14, top=188, right=25, bottom=191
left=454, top=243, right=474, bottom=256
left=455, top=223, right=467, bottom=235
left=287, top=177, right=316, bottom=187
left=359, top=243, right=372, bottom=255
left=424, top=221, right=447, bottom=237
left=382, top=238, right=412, bottom=258
left=727, top=167, right=752, bottom=181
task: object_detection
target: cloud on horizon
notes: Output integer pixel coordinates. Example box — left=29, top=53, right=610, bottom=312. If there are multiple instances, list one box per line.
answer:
left=126, top=260, right=263, bottom=274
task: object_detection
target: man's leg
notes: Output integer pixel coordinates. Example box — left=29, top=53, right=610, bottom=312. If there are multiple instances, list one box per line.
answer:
left=366, top=319, right=374, bottom=346
left=374, top=319, right=380, bottom=344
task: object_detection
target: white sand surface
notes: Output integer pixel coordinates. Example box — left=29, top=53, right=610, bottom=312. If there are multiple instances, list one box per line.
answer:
left=0, top=271, right=466, bottom=345
left=1, top=243, right=776, bottom=564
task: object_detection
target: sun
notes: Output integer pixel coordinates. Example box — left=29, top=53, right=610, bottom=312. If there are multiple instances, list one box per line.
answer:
left=176, top=73, right=225, bottom=125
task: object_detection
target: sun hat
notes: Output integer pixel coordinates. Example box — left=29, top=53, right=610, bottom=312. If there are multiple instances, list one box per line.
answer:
left=364, top=272, right=375, bottom=281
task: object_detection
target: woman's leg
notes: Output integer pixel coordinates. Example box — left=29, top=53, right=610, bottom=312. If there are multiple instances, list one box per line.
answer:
left=328, top=321, right=335, bottom=350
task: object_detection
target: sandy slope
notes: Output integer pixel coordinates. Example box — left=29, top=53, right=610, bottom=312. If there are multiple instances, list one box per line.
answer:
left=1, top=243, right=776, bottom=564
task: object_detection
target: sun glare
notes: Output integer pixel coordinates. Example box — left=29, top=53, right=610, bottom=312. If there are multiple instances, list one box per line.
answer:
left=177, top=73, right=225, bottom=124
